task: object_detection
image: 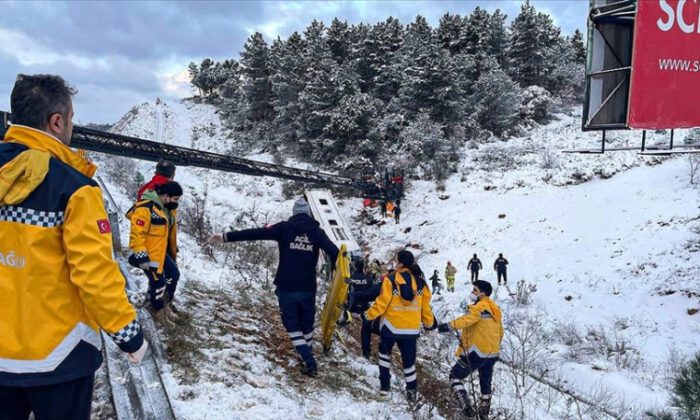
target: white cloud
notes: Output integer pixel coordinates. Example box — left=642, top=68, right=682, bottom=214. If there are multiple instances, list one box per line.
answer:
left=0, top=27, right=93, bottom=68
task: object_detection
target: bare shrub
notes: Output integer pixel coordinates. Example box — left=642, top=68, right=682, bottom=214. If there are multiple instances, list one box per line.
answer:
left=212, top=204, right=278, bottom=289
left=688, top=155, right=700, bottom=186
left=474, top=143, right=521, bottom=171
left=511, top=279, right=538, bottom=306
left=179, top=190, right=213, bottom=247
left=502, top=311, right=553, bottom=417
left=98, top=155, right=142, bottom=197
left=540, top=146, right=560, bottom=170
left=281, top=181, right=301, bottom=200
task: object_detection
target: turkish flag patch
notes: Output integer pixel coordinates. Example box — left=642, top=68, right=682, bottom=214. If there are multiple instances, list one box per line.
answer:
left=136, top=219, right=145, bottom=226
left=97, top=219, right=111, bottom=234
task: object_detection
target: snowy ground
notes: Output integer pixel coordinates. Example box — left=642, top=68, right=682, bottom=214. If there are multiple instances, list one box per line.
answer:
left=92, top=99, right=699, bottom=419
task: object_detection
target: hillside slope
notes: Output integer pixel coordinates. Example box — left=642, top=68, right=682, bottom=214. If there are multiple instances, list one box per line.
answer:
left=93, top=99, right=699, bottom=419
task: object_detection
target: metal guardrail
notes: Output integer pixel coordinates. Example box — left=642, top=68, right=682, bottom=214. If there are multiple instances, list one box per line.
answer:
left=99, top=178, right=175, bottom=420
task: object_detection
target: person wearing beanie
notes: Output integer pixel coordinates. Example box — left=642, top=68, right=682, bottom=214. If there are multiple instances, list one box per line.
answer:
left=436, top=280, right=503, bottom=419
left=364, top=249, right=436, bottom=402
left=208, top=197, right=339, bottom=378
left=126, top=181, right=183, bottom=324
left=137, top=159, right=176, bottom=200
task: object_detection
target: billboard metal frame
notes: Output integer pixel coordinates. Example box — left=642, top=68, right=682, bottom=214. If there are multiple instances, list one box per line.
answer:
left=582, top=0, right=637, bottom=132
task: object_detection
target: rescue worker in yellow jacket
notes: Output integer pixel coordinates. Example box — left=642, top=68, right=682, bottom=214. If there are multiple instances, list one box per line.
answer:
left=437, top=280, right=503, bottom=420
left=0, top=74, right=147, bottom=420
left=445, top=261, right=457, bottom=292
left=364, top=250, right=436, bottom=401
left=126, top=181, right=182, bottom=323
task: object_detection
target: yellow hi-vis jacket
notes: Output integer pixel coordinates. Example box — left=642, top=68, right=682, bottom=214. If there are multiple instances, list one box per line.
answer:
left=449, top=296, right=503, bottom=358
left=365, top=268, right=435, bottom=337
left=126, top=190, right=177, bottom=274
left=0, top=125, right=142, bottom=386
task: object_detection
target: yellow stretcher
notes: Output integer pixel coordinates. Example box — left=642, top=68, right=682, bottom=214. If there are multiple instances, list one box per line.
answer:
left=320, top=244, right=351, bottom=353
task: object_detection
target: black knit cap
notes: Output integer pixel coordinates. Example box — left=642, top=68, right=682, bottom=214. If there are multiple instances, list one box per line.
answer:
left=474, top=280, right=493, bottom=297
left=155, top=181, right=183, bottom=197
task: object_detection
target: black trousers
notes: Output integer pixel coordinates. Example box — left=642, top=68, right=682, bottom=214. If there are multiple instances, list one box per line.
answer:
left=378, top=336, right=417, bottom=391
left=276, top=291, right=316, bottom=367
left=471, top=270, right=479, bottom=282
left=360, top=319, right=380, bottom=356
left=0, top=374, right=94, bottom=420
left=497, top=270, right=507, bottom=284
left=449, top=352, right=497, bottom=395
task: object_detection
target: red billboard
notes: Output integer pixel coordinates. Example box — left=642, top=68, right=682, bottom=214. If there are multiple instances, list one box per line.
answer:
left=628, top=0, right=700, bottom=129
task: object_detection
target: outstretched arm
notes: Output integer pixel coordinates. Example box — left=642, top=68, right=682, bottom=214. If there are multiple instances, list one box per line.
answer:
left=224, top=223, right=283, bottom=243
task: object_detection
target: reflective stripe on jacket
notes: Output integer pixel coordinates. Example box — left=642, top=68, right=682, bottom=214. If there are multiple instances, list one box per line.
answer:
left=450, top=296, right=503, bottom=358
left=365, top=268, right=434, bottom=338
left=126, top=190, right=177, bottom=273
left=0, top=125, right=142, bottom=385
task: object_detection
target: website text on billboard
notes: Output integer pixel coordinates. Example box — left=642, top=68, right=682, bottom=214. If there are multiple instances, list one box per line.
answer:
left=628, top=0, right=700, bottom=129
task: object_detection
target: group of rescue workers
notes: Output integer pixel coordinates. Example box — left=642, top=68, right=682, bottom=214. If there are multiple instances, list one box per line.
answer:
left=435, top=253, right=510, bottom=293
left=0, top=74, right=504, bottom=420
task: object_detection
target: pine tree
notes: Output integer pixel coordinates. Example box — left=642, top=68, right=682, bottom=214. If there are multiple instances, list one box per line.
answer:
left=327, top=18, right=350, bottom=64
left=240, top=32, right=273, bottom=122
left=508, top=0, right=562, bottom=87
left=187, top=62, right=201, bottom=96
left=271, top=32, right=306, bottom=142
left=436, top=13, right=467, bottom=55
left=398, top=15, right=464, bottom=123
left=671, top=353, right=700, bottom=419
left=395, top=113, right=455, bottom=181
left=464, top=7, right=490, bottom=59
left=323, top=92, right=375, bottom=163
left=372, top=17, right=405, bottom=103
left=469, top=63, right=520, bottom=135
left=508, top=0, right=540, bottom=86
left=571, top=29, right=587, bottom=64
left=486, top=9, right=509, bottom=67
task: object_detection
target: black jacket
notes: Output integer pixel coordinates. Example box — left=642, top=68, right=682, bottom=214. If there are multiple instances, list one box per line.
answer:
left=224, top=213, right=339, bottom=292
left=347, top=273, right=375, bottom=312
left=468, top=257, right=483, bottom=271
left=494, top=257, right=509, bottom=272
left=353, top=283, right=382, bottom=305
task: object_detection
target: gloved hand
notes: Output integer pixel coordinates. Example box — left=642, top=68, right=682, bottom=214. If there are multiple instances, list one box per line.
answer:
left=208, top=233, right=224, bottom=244
left=437, top=323, right=452, bottom=333
left=424, top=322, right=438, bottom=331
left=127, top=340, right=149, bottom=364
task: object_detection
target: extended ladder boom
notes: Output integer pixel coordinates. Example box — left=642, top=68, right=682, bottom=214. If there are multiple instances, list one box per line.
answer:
left=0, top=111, right=380, bottom=194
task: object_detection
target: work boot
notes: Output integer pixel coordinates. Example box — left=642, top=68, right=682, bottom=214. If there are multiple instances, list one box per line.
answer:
left=164, top=302, right=179, bottom=322
left=406, top=389, right=417, bottom=402
left=454, top=389, right=476, bottom=420
left=378, top=390, right=390, bottom=401
left=300, top=361, right=317, bottom=377
left=478, top=395, right=491, bottom=419
left=151, top=307, right=175, bottom=326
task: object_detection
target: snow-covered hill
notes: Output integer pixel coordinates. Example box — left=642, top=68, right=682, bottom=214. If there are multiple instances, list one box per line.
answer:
left=93, top=98, right=699, bottom=419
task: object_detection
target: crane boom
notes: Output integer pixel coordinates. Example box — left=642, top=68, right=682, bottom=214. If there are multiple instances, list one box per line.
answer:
left=0, top=111, right=385, bottom=195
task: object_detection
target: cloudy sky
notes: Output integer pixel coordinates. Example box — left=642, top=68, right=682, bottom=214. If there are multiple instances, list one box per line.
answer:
left=0, top=1, right=587, bottom=124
